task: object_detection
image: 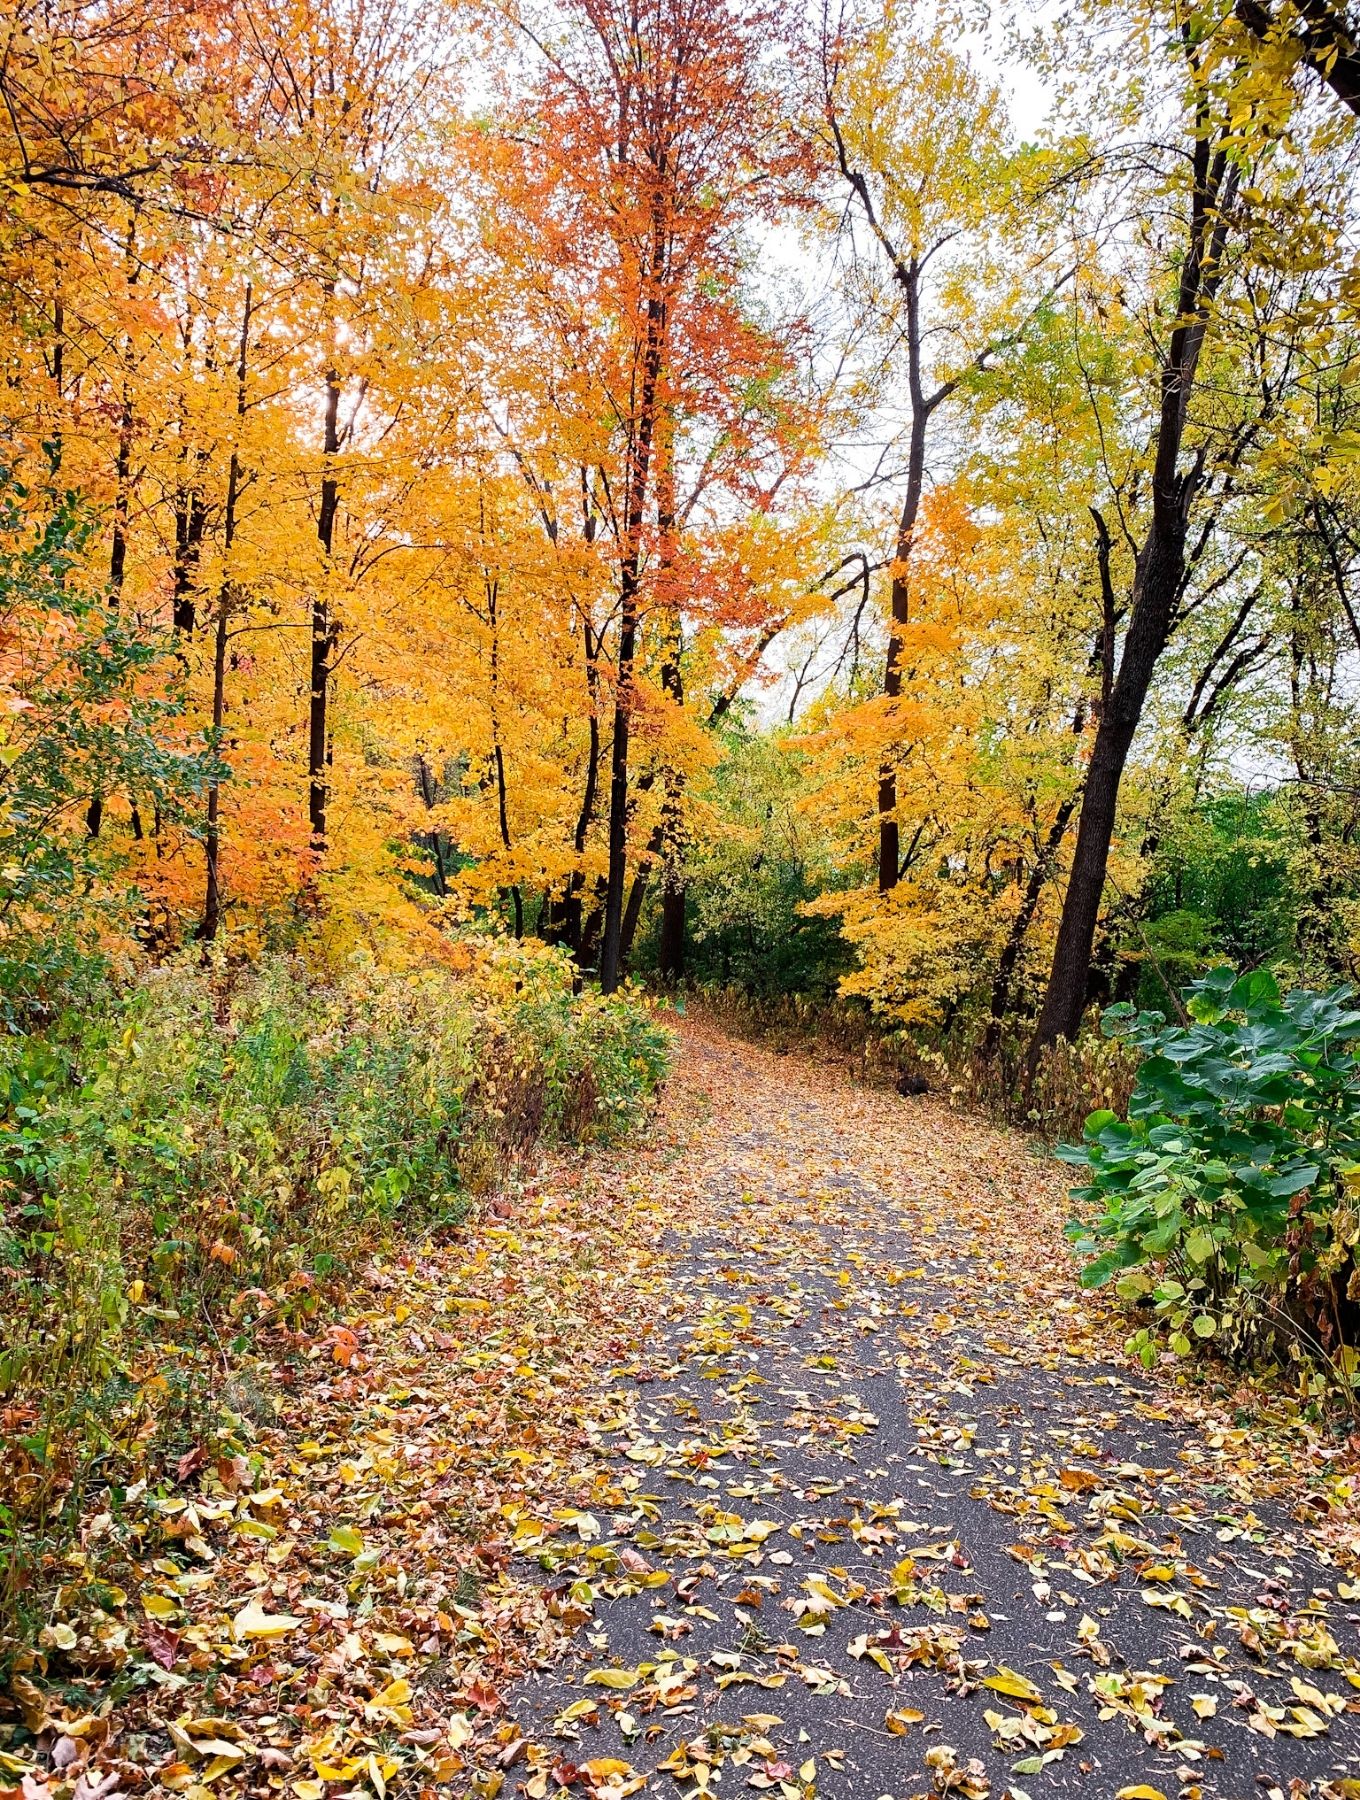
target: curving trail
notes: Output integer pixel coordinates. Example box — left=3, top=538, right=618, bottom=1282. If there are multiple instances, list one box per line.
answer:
left=503, top=1021, right=1360, bottom=1800
left=36, top=1018, right=1356, bottom=1800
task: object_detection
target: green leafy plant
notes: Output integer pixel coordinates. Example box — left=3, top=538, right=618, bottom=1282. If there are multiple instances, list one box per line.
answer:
left=0, top=943, right=672, bottom=1630
left=1059, top=966, right=1360, bottom=1378
left=0, top=473, right=218, bottom=1024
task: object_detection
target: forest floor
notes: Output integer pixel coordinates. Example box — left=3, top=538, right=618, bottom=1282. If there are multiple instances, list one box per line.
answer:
left=8, top=1021, right=1360, bottom=1800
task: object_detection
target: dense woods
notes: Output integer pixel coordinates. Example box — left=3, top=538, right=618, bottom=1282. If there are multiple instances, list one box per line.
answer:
left=3, top=0, right=1360, bottom=1042
left=5, top=0, right=1360, bottom=1780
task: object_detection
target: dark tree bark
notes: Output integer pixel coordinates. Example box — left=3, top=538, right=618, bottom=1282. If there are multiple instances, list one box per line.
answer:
left=416, top=755, right=448, bottom=898
left=877, top=263, right=930, bottom=893
left=200, top=282, right=252, bottom=943
left=653, top=415, right=686, bottom=978
left=1031, top=111, right=1239, bottom=1055
left=172, top=474, right=207, bottom=634
left=825, top=94, right=1068, bottom=894
left=309, top=367, right=341, bottom=856
left=984, top=790, right=1081, bottom=1055
left=556, top=616, right=602, bottom=957
left=600, top=195, right=668, bottom=994
left=659, top=882, right=685, bottom=979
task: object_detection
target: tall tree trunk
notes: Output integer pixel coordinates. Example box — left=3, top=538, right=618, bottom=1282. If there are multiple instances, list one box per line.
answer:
left=878, top=260, right=929, bottom=893
left=89, top=216, right=139, bottom=841
left=200, top=282, right=252, bottom=943
left=1031, top=118, right=1238, bottom=1054
left=654, top=412, right=685, bottom=979
left=600, top=198, right=668, bottom=994
left=659, top=882, right=685, bottom=980
left=552, top=608, right=602, bottom=957
left=309, top=368, right=341, bottom=856
left=984, top=656, right=1103, bottom=1051
left=984, top=789, right=1080, bottom=1054
left=86, top=377, right=133, bottom=840
left=46, top=279, right=65, bottom=477
left=493, top=739, right=523, bottom=938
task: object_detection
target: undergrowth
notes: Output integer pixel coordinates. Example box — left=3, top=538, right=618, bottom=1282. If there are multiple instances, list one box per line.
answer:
left=0, top=938, right=670, bottom=1639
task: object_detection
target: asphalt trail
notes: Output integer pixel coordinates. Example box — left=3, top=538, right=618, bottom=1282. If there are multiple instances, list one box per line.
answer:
left=506, top=1027, right=1360, bottom=1800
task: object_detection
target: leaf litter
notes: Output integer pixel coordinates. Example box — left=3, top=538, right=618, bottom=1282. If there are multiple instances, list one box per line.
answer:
left=3, top=1019, right=1360, bottom=1800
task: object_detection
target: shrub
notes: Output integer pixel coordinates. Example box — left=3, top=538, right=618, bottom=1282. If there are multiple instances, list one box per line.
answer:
left=1059, top=966, right=1360, bottom=1382
left=0, top=941, right=671, bottom=1630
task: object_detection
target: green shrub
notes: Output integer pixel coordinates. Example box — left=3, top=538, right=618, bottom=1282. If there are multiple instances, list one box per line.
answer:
left=0, top=943, right=671, bottom=1628
left=1059, top=966, right=1360, bottom=1381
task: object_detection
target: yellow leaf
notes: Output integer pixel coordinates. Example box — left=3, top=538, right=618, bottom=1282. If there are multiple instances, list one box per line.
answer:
left=583, top=1668, right=639, bottom=1689
left=1116, top=1788, right=1168, bottom=1800
left=983, top=1666, right=1043, bottom=1703
left=233, top=1599, right=303, bottom=1640
left=365, top=1677, right=413, bottom=1724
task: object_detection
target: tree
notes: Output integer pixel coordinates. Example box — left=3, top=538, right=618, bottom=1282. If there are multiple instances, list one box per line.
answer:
left=490, top=0, right=814, bottom=991
left=1031, top=0, right=1353, bottom=1052
left=817, top=4, right=1067, bottom=894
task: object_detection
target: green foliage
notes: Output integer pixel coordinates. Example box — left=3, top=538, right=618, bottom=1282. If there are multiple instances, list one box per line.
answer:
left=0, top=475, right=217, bottom=1020
left=1120, top=787, right=1360, bottom=1014
left=650, top=724, right=851, bottom=997
left=0, top=945, right=670, bottom=1623
left=1060, top=966, right=1360, bottom=1380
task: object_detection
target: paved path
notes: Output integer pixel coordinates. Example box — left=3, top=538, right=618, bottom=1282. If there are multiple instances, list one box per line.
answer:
left=505, top=1025, right=1360, bottom=1800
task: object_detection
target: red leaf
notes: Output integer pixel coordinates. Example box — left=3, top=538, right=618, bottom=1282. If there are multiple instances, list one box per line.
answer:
left=142, top=1624, right=181, bottom=1671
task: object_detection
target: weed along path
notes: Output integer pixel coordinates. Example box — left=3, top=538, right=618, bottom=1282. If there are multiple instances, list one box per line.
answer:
left=10, top=1023, right=1360, bottom=1800
left=498, top=1024, right=1360, bottom=1800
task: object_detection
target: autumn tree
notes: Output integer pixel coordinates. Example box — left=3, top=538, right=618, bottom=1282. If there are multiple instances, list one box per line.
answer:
left=817, top=3, right=1068, bottom=896
left=482, top=0, right=818, bottom=990
left=1030, top=1, right=1355, bottom=1052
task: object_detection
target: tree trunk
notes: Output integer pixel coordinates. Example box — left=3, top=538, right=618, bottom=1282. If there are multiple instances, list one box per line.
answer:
left=659, top=881, right=685, bottom=980
left=619, top=856, right=650, bottom=966
left=199, top=283, right=252, bottom=943
left=878, top=261, right=928, bottom=893
left=172, top=477, right=206, bottom=635
left=654, top=416, right=685, bottom=980
left=1032, top=531, right=1190, bottom=1048
left=554, top=619, right=601, bottom=958
left=600, top=200, right=668, bottom=994
left=983, top=789, right=1079, bottom=1054
left=89, top=227, right=139, bottom=842
left=309, top=368, right=341, bottom=856
left=485, top=574, right=523, bottom=938
left=1030, top=114, right=1238, bottom=1056
left=416, top=755, right=448, bottom=897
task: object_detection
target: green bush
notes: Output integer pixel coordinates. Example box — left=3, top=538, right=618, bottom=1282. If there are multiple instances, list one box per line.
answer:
left=1059, top=966, right=1360, bottom=1381
left=0, top=943, right=671, bottom=1627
